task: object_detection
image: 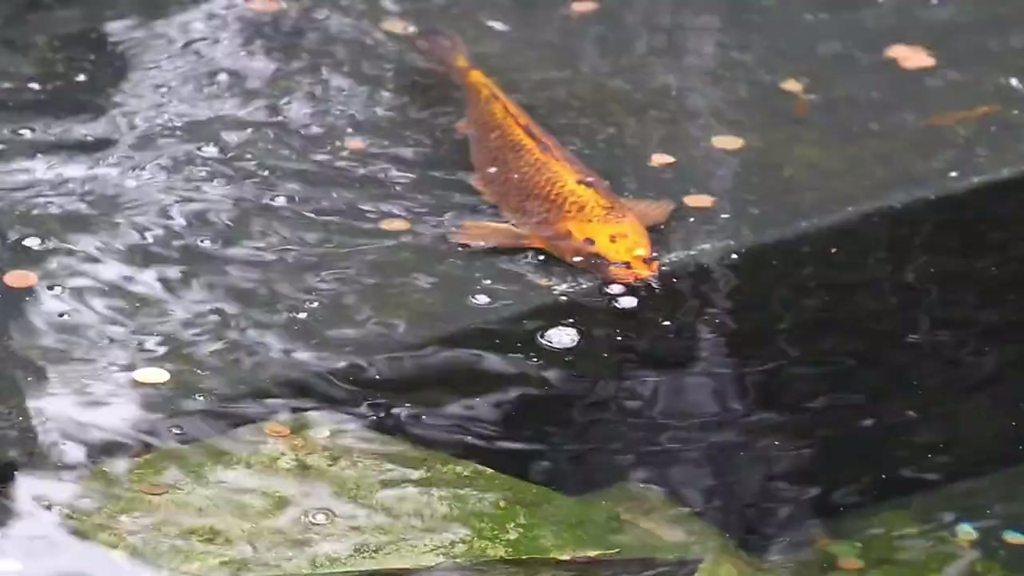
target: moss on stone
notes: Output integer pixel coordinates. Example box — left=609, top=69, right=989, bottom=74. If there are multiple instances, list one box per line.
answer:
left=67, top=411, right=756, bottom=575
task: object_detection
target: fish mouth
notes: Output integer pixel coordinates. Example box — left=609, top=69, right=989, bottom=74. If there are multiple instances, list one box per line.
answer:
left=604, top=262, right=659, bottom=285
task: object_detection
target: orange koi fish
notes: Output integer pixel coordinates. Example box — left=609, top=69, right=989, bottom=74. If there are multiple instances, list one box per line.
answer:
left=414, top=31, right=676, bottom=284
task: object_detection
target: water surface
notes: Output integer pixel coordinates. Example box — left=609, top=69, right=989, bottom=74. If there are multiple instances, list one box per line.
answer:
left=2, top=0, right=1024, bottom=573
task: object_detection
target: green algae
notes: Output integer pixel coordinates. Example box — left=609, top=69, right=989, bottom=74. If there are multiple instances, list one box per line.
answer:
left=770, top=467, right=1024, bottom=575
left=67, top=412, right=759, bottom=576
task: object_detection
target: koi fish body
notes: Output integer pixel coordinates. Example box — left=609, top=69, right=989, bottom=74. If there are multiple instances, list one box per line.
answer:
left=414, top=30, right=675, bottom=284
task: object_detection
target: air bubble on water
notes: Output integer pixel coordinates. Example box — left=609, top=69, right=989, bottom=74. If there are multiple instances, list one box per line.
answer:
left=20, top=236, right=43, bottom=249
left=537, top=325, right=580, bottom=350
left=196, top=143, right=223, bottom=158
left=303, top=507, right=335, bottom=526
left=197, top=237, right=214, bottom=247
left=948, top=170, right=959, bottom=178
left=484, top=19, right=511, bottom=32
left=304, top=300, right=320, bottom=308
left=45, top=284, right=65, bottom=295
left=1009, top=77, right=1023, bottom=91
left=308, top=426, right=331, bottom=439
left=15, top=127, right=35, bottom=137
left=74, top=73, right=88, bottom=83
left=612, top=295, right=639, bottom=310
left=468, top=293, right=492, bottom=307
left=269, top=195, right=290, bottom=206
left=26, top=81, right=41, bottom=91
left=571, top=256, right=584, bottom=263
left=193, top=393, right=208, bottom=401
left=604, top=283, right=627, bottom=295
left=168, top=424, right=186, bottom=436
left=290, top=311, right=309, bottom=319
left=57, top=312, right=70, bottom=319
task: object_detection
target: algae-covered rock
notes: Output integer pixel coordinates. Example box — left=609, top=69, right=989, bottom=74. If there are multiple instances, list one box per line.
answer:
left=586, top=484, right=761, bottom=576
left=66, top=412, right=761, bottom=575
left=772, top=466, right=1024, bottom=575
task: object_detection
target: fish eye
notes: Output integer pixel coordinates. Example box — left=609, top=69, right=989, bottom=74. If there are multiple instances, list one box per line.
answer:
left=583, top=237, right=596, bottom=247
left=608, top=235, right=618, bottom=244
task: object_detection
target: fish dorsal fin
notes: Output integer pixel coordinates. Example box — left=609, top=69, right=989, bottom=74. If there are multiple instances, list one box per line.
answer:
left=621, top=198, right=677, bottom=227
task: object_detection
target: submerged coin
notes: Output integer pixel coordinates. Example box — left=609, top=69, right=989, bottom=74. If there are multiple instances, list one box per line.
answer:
left=2, top=270, right=39, bottom=289
left=954, top=522, right=979, bottom=542
left=132, top=367, right=171, bottom=385
left=647, top=152, right=677, bottom=168
left=137, top=484, right=169, bottom=496
left=303, top=507, right=335, bottom=526
left=1001, top=529, right=1024, bottom=545
left=264, top=422, right=292, bottom=438
left=378, top=217, right=412, bottom=232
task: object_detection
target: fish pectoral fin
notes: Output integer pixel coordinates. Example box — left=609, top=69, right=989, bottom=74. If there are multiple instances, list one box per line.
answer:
left=469, top=175, right=500, bottom=203
left=622, top=198, right=678, bottom=227
left=448, top=221, right=539, bottom=249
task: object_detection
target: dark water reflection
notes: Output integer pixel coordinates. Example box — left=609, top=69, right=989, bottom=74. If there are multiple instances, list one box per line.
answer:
left=311, top=177, right=1024, bottom=554
left=2, top=0, right=1024, bottom=572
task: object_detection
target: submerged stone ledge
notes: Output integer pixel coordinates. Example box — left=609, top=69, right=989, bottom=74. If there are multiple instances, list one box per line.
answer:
left=65, top=411, right=758, bottom=575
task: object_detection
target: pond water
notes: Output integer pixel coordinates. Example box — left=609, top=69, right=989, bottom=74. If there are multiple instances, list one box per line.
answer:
left=1, top=0, right=1024, bottom=574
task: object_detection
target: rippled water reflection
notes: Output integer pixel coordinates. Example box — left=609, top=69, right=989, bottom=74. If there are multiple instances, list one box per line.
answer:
left=2, top=0, right=1024, bottom=573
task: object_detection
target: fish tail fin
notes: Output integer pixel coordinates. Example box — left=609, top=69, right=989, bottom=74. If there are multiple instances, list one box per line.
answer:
left=413, top=29, right=472, bottom=79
